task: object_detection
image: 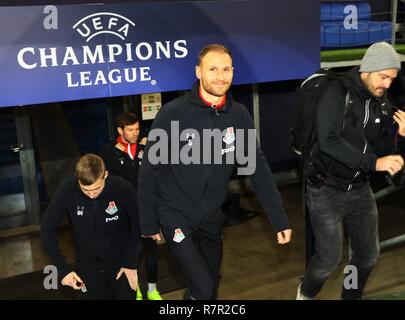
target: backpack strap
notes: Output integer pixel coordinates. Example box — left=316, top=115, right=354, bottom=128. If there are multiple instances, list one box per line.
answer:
left=300, top=73, right=328, bottom=88
left=342, top=90, right=351, bottom=130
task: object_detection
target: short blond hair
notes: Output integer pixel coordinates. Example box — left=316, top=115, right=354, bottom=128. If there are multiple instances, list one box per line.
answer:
left=197, top=44, right=232, bottom=65
left=75, top=154, right=105, bottom=185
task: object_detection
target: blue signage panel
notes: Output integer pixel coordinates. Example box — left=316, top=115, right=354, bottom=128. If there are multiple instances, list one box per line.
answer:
left=0, top=1, right=319, bottom=107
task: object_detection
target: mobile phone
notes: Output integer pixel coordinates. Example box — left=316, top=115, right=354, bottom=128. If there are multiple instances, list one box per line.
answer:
left=76, top=281, right=87, bottom=292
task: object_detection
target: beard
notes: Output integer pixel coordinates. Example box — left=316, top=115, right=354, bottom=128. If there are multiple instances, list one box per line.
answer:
left=363, top=75, right=385, bottom=98
left=368, top=86, right=385, bottom=98
left=373, top=88, right=385, bottom=97
left=123, top=133, right=138, bottom=144
left=201, top=80, right=231, bottom=98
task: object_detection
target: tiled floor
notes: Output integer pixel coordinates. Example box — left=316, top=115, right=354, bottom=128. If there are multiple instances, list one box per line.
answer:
left=1, top=183, right=405, bottom=300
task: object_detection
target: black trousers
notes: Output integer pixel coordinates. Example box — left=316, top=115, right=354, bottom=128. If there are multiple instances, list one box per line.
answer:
left=140, top=237, right=158, bottom=283
left=163, top=223, right=223, bottom=300
left=77, top=266, right=134, bottom=300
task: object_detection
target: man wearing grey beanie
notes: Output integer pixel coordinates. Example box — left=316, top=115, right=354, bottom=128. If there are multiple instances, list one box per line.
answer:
left=297, top=42, right=404, bottom=300
left=359, top=42, right=402, bottom=97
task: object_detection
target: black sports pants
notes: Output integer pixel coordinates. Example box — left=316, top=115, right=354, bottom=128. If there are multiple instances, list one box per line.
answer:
left=140, top=237, right=158, bottom=283
left=163, top=223, right=223, bottom=300
left=77, top=266, right=134, bottom=300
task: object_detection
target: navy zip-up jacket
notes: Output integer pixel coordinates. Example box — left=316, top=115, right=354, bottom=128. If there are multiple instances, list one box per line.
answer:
left=138, top=81, right=290, bottom=236
left=41, top=175, right=140, bottom=280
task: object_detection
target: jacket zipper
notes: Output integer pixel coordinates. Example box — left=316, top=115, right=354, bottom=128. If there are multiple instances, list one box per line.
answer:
left=92, top=200, right=100, bottom=259
left=347, top=99, right=370, bottom=191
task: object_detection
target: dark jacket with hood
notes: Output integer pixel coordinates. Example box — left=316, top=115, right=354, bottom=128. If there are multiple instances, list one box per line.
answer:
left=312, top=67, right=396, bottom=191
left=138, top=81, right=290, bottom=236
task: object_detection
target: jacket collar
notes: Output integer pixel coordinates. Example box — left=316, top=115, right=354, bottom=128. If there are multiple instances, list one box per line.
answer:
left=186, top=81, right=233, bottom=113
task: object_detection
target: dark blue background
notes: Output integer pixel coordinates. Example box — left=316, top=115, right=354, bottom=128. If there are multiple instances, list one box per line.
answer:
left=0, top=1, right=319, bottom=107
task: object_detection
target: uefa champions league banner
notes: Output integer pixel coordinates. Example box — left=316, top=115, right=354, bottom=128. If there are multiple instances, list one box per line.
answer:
left=0, top=1, right=319, bottom=107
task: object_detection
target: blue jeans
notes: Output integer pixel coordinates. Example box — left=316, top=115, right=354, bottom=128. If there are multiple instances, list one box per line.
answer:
left=301, top=183, right=380, bottom=300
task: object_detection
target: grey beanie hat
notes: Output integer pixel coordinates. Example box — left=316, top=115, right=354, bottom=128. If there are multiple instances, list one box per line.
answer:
left=360, top=42, right=401, bottom=72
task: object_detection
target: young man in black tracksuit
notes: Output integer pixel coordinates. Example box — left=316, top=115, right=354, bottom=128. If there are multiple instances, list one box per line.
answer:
left=297, top=42, right=404, bottom=300
left=41, top=154, right=140, bottom=299
left=138, top=44, right=292, bottom=300
left=100, top=112, right=162, bottom=300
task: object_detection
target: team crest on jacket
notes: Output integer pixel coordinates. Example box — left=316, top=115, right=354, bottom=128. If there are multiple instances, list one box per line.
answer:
left=223, top=127, right=235, bottom=145
left=105, top=201, right=118, bottom=215
left=138, top=149, right=144, bottom=159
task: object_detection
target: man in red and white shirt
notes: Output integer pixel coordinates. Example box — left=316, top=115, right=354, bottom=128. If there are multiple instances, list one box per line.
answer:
left=100, top=112, right=162, bottom=300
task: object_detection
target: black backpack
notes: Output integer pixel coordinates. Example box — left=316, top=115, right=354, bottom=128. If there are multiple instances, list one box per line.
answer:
left=290, top=69, right=351, bottom=177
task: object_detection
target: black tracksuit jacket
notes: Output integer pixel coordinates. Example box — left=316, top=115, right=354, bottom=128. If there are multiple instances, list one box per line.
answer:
left=41, top=176, right=140, bottom=280
left=312, top=67, right=396, bottom=191
left=100, top=141, right=145, bottom=190
left=138, top=82, right=290, bottom=236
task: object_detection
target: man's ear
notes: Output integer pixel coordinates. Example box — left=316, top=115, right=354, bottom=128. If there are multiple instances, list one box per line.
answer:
left=195, top=65, right=201, bottom=80
left=360, top=72, right=370, bottom=81
left=117, top=127, right=123, bottom=136
left=104, top=170, right=109, bottom=179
